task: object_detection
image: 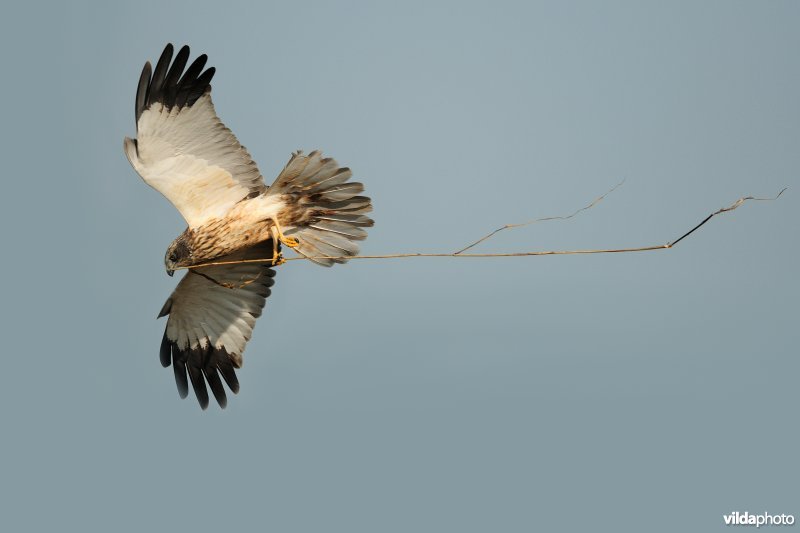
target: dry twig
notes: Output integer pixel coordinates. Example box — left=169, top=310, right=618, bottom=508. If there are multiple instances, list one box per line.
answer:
left=454, top=179, right=626, bottom=254
left=182, top=188, right=787, bottom=274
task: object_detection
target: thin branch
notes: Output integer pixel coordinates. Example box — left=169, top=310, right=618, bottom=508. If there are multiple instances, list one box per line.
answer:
left=177, top=188, right=786, bottom=273
left=454, top=179, right=626, bottom=254
left=667, top=188, right=786, bottom=247
left=189, top=268, right=263, bottom=289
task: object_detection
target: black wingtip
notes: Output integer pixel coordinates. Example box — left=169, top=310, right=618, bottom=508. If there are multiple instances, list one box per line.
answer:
left=187, top=364, right=209, bottom=410
left=161, top=334, right=243, bottom=408
left=162, top=45, right=190, bottom=105
left=174, top=363, right=189, bottom=399
left=135, top=61, right=152, bottom=123
left=159, top=331, right=172, bottom=367
left=157, top=298, right=172, bottom=318
left=216, top=348, right=240, bottom=394
left=175, top=53, right=208, bottom=108
left=170, top=344, right=190, bottom=399
left=149, top=43, right=174, bottom=98
left=202, top=66, right=216, bottom=79
left=204, top=368, right=228, bottom=409
left=134, top=43, right=214, bottom=131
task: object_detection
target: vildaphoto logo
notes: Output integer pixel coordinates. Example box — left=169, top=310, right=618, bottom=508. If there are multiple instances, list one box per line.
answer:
left=724, top=511, right=795, bottom=527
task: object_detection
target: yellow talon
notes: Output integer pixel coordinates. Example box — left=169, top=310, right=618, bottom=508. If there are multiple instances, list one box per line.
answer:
left=270, top=217, right=300, bottom=248
left=281, top=235, right=300, bottom=248
left=271, top=252, right=286, bottom=266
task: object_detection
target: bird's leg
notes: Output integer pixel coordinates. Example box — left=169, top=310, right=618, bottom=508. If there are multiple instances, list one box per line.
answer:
left=270, top=217, right=300, bottom=248
left=270, top=227, right=286, bottom=266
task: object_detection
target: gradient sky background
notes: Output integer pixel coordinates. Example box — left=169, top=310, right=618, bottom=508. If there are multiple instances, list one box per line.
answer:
left=1, top=1, right=797, bottom=531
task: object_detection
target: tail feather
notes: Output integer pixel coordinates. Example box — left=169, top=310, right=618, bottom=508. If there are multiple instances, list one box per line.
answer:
left=309, top=220, right=368, bottom=240
left=307, top=168, right=352, bottom=191
left=267, top=150, right=373, bottom=267
left=310, top=196, right=372, bottom=213
left=301, top=159, right=339, bottom=187
left=300, top=233, right=357, bottom=264
left=313, top=182, right=365, bottom=201
left=316, top=213, right=374, bottom=226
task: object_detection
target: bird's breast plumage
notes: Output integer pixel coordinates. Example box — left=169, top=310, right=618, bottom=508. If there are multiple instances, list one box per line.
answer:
left=185, top=196, right=285, bottom=264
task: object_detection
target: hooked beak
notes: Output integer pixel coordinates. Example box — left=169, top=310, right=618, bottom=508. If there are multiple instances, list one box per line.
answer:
left=167, top=269, right=175, bottom=277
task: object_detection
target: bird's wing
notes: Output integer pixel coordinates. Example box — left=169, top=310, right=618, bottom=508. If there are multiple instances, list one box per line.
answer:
left=158, top=243, right=277, bottom=409
left=123, top=44, right=266, bottom=228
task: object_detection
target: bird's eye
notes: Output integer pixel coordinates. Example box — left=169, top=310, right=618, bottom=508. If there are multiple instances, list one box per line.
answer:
left=169, top=253, right=178, bottom=262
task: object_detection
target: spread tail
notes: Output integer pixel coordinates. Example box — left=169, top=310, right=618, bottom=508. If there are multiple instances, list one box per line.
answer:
left=267, top=150, right=373, bottom=266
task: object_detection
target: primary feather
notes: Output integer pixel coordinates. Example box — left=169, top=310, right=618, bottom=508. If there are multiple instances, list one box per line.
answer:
left=124, top=44, right=264, bottom=228
left=124, top=44, right=373, bottom=409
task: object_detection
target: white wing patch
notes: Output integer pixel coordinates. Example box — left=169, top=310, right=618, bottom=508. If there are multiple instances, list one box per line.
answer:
left=163, top=261, right=274, bottom=362
left=157, top=250, right=277, bottom=409
left=124, top=93, right=265, bottom=228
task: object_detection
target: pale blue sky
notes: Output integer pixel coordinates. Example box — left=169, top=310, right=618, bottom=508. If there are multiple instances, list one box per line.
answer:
left=0, top=1, right=797, bottom=531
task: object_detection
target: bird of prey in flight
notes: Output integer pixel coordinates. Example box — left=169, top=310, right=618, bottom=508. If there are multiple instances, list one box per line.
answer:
left=124, top=44, right=373, bottom=409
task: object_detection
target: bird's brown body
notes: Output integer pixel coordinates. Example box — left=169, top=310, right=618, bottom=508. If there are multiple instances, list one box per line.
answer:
left=167, top=194, right=305, bottom=270
left=183, top=204, right=276, bottom=266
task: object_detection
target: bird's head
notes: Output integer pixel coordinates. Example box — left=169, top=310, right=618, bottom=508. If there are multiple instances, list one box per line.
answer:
left=164, top=234, right=192, bottom=276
